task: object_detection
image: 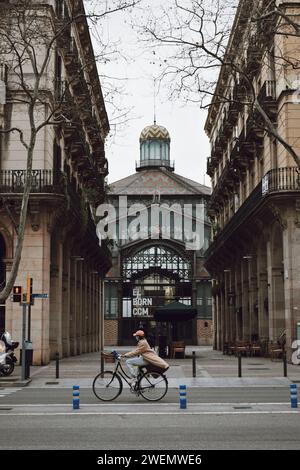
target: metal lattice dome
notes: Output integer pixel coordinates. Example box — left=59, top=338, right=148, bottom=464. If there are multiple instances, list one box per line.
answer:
left=140, top=124, right=170, bottom=142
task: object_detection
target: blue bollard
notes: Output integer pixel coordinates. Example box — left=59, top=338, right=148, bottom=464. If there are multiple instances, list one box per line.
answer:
left=290, top=384, right=298, bottom=408
left=73, top=385, right=80, bottom=409
left=179, top=384, right=187, bottom=409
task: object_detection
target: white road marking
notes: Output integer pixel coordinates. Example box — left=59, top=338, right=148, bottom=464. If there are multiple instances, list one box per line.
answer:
left=0, top=411, right=299, bottom=416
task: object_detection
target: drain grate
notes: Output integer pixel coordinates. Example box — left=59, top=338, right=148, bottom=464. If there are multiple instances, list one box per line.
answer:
left=233, top=406, right=253, bottom=410
left=247, top=368, right=270, bottom=370
left=45, top=381, right=59, bottom=385
left=247, top=363, right=265, bottom=366
left=0, top=407, right=13, bottom=411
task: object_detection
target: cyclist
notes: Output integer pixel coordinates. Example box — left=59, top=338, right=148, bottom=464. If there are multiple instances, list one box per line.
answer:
left=123, top=330, right=169, bottom=384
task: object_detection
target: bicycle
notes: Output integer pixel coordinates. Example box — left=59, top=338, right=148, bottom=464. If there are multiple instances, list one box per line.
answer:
left=92, top=351, right=168, bottom=402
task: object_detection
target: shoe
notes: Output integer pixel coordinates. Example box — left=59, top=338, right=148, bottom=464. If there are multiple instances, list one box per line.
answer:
left=129, top=378, right=136, bottom=387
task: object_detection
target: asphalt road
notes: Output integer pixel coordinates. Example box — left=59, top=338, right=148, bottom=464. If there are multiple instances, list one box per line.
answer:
left=0, top=387, right=292, bottom=404
left=0, top=387, right=299, bottom=450
left=0, top=413, right=299, bottom=450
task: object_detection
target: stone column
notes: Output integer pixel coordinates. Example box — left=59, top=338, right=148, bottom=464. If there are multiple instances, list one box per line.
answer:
left=69, top=257, right=76, bottom=355
left=88, top=270, right=93, bottom=352
left=62, top=247, right=71, bottom=357
left=3, top=260, right=13, bottom=333
left=241, top=259, right=250, bottom=340
left=224, top=271, right=230, bottom=343
left=82, top=263, right=88, bottom=353
left=283, top=213, right=300, bottom=359
left=49, top=238, right=63, bottom=357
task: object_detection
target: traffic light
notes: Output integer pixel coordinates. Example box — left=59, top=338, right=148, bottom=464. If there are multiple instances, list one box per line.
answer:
left=26, top=276, right=33, bottom=305
left=13, top=286, right=23, bottom=303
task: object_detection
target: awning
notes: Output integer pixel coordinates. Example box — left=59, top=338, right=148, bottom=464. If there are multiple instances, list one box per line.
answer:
left=154, top=299, right=197, bottom=322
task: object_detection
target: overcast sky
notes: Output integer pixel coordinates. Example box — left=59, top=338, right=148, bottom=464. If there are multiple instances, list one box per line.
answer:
left=89, top=1, right=211, bottom=186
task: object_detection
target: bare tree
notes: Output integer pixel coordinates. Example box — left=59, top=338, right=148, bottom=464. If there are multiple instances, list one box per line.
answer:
left=0, top=0, right=140, bottom=302
left=139, top=0, right=300, bottom=168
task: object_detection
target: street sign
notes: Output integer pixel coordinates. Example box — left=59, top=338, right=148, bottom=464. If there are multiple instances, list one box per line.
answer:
left=32, top=293, right=48, bottom=299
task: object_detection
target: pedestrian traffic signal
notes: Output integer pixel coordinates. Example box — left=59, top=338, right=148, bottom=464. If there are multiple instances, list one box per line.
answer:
left=13, top=286, right=23, bottom=303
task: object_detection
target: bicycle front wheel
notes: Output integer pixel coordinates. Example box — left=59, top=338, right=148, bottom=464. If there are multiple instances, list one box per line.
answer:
left=92, top=371, right=122, bottom=401
left=138, top=371, right=168, bottom=402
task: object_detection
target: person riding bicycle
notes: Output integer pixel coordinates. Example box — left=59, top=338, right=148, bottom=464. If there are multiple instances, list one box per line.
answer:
left=123, top=330, right=169, bottom=384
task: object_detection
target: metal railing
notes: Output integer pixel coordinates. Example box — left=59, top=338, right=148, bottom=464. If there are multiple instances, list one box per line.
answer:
left=206, top=167, right=300, bottom=257
left=136, top=159, right=175, bottom=171
left=264, top=167, right=300, bottom=193
left=0, top=169, right=60, bottom=193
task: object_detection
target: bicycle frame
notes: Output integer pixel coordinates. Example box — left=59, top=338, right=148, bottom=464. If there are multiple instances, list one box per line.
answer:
left=110, top=358, right=142, bottom=387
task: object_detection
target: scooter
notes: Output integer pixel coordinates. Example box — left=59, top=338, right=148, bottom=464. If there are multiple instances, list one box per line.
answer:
left=0, top=331, right=19, bottom=376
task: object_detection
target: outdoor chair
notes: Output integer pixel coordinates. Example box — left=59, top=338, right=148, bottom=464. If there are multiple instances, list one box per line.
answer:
left=249, top=342, right=261, bottom=357
left=269, top=341, right=283, bottom=361
left=171, top=341, right=185, bottom=358
left=234, top=341, right=250, bottom=357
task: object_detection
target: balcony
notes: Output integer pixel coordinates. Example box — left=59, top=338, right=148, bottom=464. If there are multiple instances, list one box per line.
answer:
left=246, top=34, right=263, bottom=75
left=209, top=161, right=240, bottom=208
left=0, top=170, right=60, bottom=193
left=206, top=167, right=300, bottom=260
left=0, top=168, right=107, bottom=207
left=258, top=80, right=277, bottom=117
left=207, top=157, right=215, bottom=177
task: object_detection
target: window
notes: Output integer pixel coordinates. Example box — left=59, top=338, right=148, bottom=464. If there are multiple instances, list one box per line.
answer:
left=104, top=283, right=118, bottom=319
left=122, top=298, right=132, bottom=318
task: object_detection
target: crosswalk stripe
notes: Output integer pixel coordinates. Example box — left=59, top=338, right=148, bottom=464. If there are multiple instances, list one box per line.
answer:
left=0, top=388, right=22, bottom=396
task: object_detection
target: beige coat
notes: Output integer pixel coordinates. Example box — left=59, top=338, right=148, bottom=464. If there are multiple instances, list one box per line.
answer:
left=124, top=339, right=169, bottom=370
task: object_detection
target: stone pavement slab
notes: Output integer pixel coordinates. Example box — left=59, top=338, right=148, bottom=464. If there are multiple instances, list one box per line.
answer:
left=2, top=346, right=300, bottom=388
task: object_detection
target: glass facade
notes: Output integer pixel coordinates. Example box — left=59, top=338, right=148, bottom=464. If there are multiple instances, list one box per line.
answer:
left=140, top=140, right=170, bottom=161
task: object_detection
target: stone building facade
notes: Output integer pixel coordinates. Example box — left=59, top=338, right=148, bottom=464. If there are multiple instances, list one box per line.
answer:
left=104, top=123, right=212, bottom=346
left=0, top=0, right=111, bottom=364
left=205, top=0, right=300, bottom=360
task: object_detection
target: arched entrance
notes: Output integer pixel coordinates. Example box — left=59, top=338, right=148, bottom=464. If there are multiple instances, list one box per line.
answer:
left=120, top=244, right=194, bottom=345
left=0, top=234, right=6, bottom=332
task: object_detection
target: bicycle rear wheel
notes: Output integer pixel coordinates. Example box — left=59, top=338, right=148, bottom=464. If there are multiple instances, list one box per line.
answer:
left=138, top=371, right=168, bottom=401
left=92, top=371, right=122, bottom=401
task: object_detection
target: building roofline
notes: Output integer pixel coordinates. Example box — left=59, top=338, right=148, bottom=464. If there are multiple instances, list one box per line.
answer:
left=204, top=0, right=248, bottom=136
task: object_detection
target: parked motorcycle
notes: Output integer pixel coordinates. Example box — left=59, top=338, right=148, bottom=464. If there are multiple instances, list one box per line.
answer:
left=0, top=331, right=19, bottom=376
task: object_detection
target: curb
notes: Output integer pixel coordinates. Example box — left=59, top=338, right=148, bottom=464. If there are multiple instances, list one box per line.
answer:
left=0, top=378, right=31, bottom=388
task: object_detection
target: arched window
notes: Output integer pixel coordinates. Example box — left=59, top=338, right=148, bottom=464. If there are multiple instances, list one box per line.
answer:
left=122, top=245, right=191, bottom=281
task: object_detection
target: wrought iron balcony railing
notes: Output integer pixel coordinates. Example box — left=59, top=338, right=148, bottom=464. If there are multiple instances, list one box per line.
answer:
left=0, top=170, right=61, bottom=193
left=206, top=167, right=300, bottom=258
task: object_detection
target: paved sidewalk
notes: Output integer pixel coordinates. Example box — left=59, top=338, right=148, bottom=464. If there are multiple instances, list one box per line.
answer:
left=2, top=346, right=299, bottom=388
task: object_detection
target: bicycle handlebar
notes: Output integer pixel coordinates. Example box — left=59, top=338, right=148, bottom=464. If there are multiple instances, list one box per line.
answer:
left=111, top=350, right=122, bottom=360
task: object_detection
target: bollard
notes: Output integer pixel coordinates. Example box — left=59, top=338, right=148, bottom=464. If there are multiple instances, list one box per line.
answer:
left=179, top=384, right=187, bottom=409
left=101, top=352, right=104, bottom=374
left=192, top=351, right=196, bottom=378
left=290, top=384, right=298, bottom=408
left=283, top=350, right=287, bottom=378
left=73, top=385, right=80, bottom=409
left=55, top=352, right=59, bottom=379
left=238, top=353, right=242, bottom=378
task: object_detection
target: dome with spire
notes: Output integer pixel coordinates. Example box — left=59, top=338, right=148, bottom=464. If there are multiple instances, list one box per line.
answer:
left=137, top=121, right=173, bottom=171
left=140, top=123, right=171, bottom=142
